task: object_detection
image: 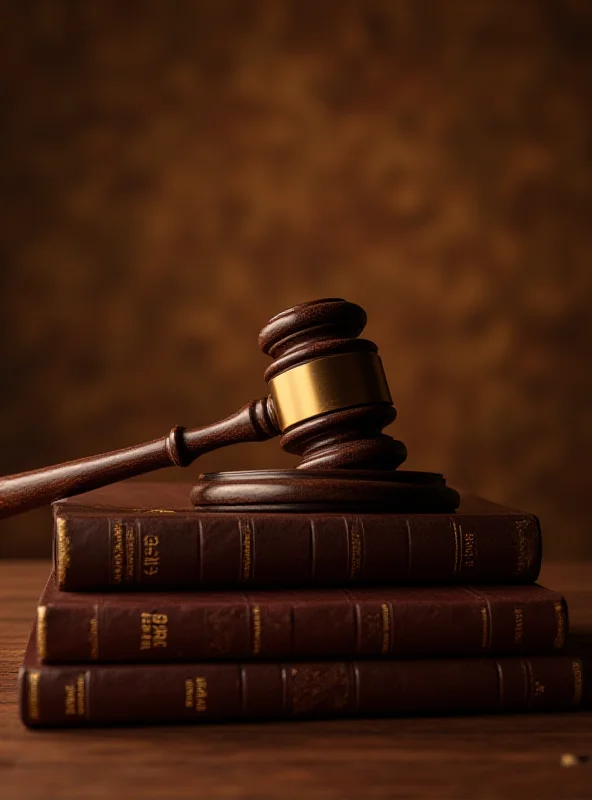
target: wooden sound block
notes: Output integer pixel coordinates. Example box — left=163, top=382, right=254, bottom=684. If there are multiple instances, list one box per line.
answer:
left=190, top=470, right=460, bottom=513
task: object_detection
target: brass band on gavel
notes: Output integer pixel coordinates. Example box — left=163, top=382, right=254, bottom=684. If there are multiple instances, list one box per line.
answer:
left=268, top=351, right=393, bottom=432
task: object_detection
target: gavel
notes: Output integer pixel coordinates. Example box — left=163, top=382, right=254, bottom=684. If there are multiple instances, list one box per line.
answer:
left=0, top=299, right=459, bottom=518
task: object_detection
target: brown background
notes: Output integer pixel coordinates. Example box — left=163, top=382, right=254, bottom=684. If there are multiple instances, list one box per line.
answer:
left=1, top=0, right=591, bottom=559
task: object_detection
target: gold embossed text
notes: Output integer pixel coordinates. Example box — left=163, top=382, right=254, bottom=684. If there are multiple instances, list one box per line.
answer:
left=142, top=533, right=160, bottom=576
left=140, top=612, right=168, bottom=650
left=514, top=608, right=524, bottom=644
left=111, top=522, right=124, bottom=583
left=185, top=677, right=208, bottom=711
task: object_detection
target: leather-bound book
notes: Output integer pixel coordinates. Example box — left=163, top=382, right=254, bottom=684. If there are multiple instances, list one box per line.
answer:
left=36, top=574, right=567, bottom=662
left=20, top=628, right=584, bottom=727
left=53, top=482, right=542, bottom=591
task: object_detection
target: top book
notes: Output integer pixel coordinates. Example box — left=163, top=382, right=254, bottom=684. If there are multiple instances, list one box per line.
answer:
left=53, top=481, right=541, bottom=592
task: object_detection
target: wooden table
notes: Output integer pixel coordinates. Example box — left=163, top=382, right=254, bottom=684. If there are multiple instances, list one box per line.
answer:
left=1, top=561, right=591, bottom=799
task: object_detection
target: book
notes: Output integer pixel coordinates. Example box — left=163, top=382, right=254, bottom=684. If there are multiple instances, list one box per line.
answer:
left=37, top=575, right=567, bottom=662
left=20, top=630, right=584, bottom=727
left=52, top=482, right=542, bottom=590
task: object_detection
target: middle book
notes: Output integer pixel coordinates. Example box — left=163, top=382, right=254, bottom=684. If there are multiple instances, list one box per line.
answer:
left=37, top=576, right=567, bottom=663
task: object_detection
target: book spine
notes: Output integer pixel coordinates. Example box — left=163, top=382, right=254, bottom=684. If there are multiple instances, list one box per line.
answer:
left=37, top=591, right=568, bottom=663
left=54, top=511, right=542, bottom=590
left=20, top=656, right=584, bottom=727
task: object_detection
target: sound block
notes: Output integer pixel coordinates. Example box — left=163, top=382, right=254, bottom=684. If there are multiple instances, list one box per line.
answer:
left=190, top=470, right=460, bottom=513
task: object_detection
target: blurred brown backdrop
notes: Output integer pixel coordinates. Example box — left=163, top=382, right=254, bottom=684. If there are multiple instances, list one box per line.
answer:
left=1, top=0, right=591, bottom=558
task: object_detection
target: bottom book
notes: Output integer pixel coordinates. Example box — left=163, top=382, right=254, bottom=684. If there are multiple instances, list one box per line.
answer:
left=20, top=630, right=584, bottom=727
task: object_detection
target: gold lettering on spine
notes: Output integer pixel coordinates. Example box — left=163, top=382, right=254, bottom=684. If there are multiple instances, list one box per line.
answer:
left=480, top=606, right=490, bottom=649
left=56, top=518, right=71, bottom=587
left=37, top=606, right=47, bottom=661
left=451, top=521, right=477, bottom=572
left=125, top=523, right=136, bottom=582
left=195, top=677, right=207, bottom=711
left=572, top=660, right=583, bottom=705
left=141, top=612, right=151, bottom=650
left=463, top=529, right=476, bottom=570
left=380, top=603, right=391, bottom=653
left=111, top=522, right=124, bottom=583
left=240, top=520, right=253, bottom=582
left=554, top=602, right=566, bottom=649
left=513, top=608, right=524, bottom=644
left=184, top=679, right=194, bottom=708
left=142, top=533, right=160, bottom=576
left=65, top=683, right=76, bottom=715
left=140, top=612, right=168, bottom=650
left=89, top=616, right=99, bottom=660
left=452, top=520, right=461, bottom=575
left=76, top=673, right=85, bottom=715
left=185, top=677, right=208, bottom=711
left=64, top=672, right=86, bottom=716
left=349, top=520, right=363, bottom=579
left=252, top=605, right=261, bottom=655
left=28, top=671, right=40, bottom=720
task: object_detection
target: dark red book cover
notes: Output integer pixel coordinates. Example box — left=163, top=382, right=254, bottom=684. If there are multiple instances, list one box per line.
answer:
left=20, top=628, right=584, bottom=727
left=36, top=573, right=567, bottom=662
left=52, top=482, right=542, bottom=590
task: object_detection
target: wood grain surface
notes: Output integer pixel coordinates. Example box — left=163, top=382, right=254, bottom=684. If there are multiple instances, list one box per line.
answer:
left=1, top=561, right=592, bottom=799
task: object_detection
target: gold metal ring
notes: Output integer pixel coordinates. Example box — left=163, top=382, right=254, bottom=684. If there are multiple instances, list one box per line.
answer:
left=269, top=351, right=392, bottom=431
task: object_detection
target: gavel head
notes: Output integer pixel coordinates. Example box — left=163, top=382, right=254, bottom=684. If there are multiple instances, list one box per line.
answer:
left=259, top=298, right=407, bottom=471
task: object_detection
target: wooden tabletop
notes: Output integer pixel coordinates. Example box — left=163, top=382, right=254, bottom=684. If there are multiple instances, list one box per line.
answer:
left=1, top=561, right=592, bottom=799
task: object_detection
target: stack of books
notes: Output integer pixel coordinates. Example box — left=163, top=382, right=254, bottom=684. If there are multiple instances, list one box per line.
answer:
left=20, top=481, right=583, bottom=727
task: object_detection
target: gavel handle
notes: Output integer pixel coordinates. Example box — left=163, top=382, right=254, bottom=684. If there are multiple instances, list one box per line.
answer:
left=0, top=398, right=278, bottom=519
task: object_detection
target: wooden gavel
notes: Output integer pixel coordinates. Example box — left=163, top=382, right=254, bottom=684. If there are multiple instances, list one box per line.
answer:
left=0, top=299, right=410, bottom=519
